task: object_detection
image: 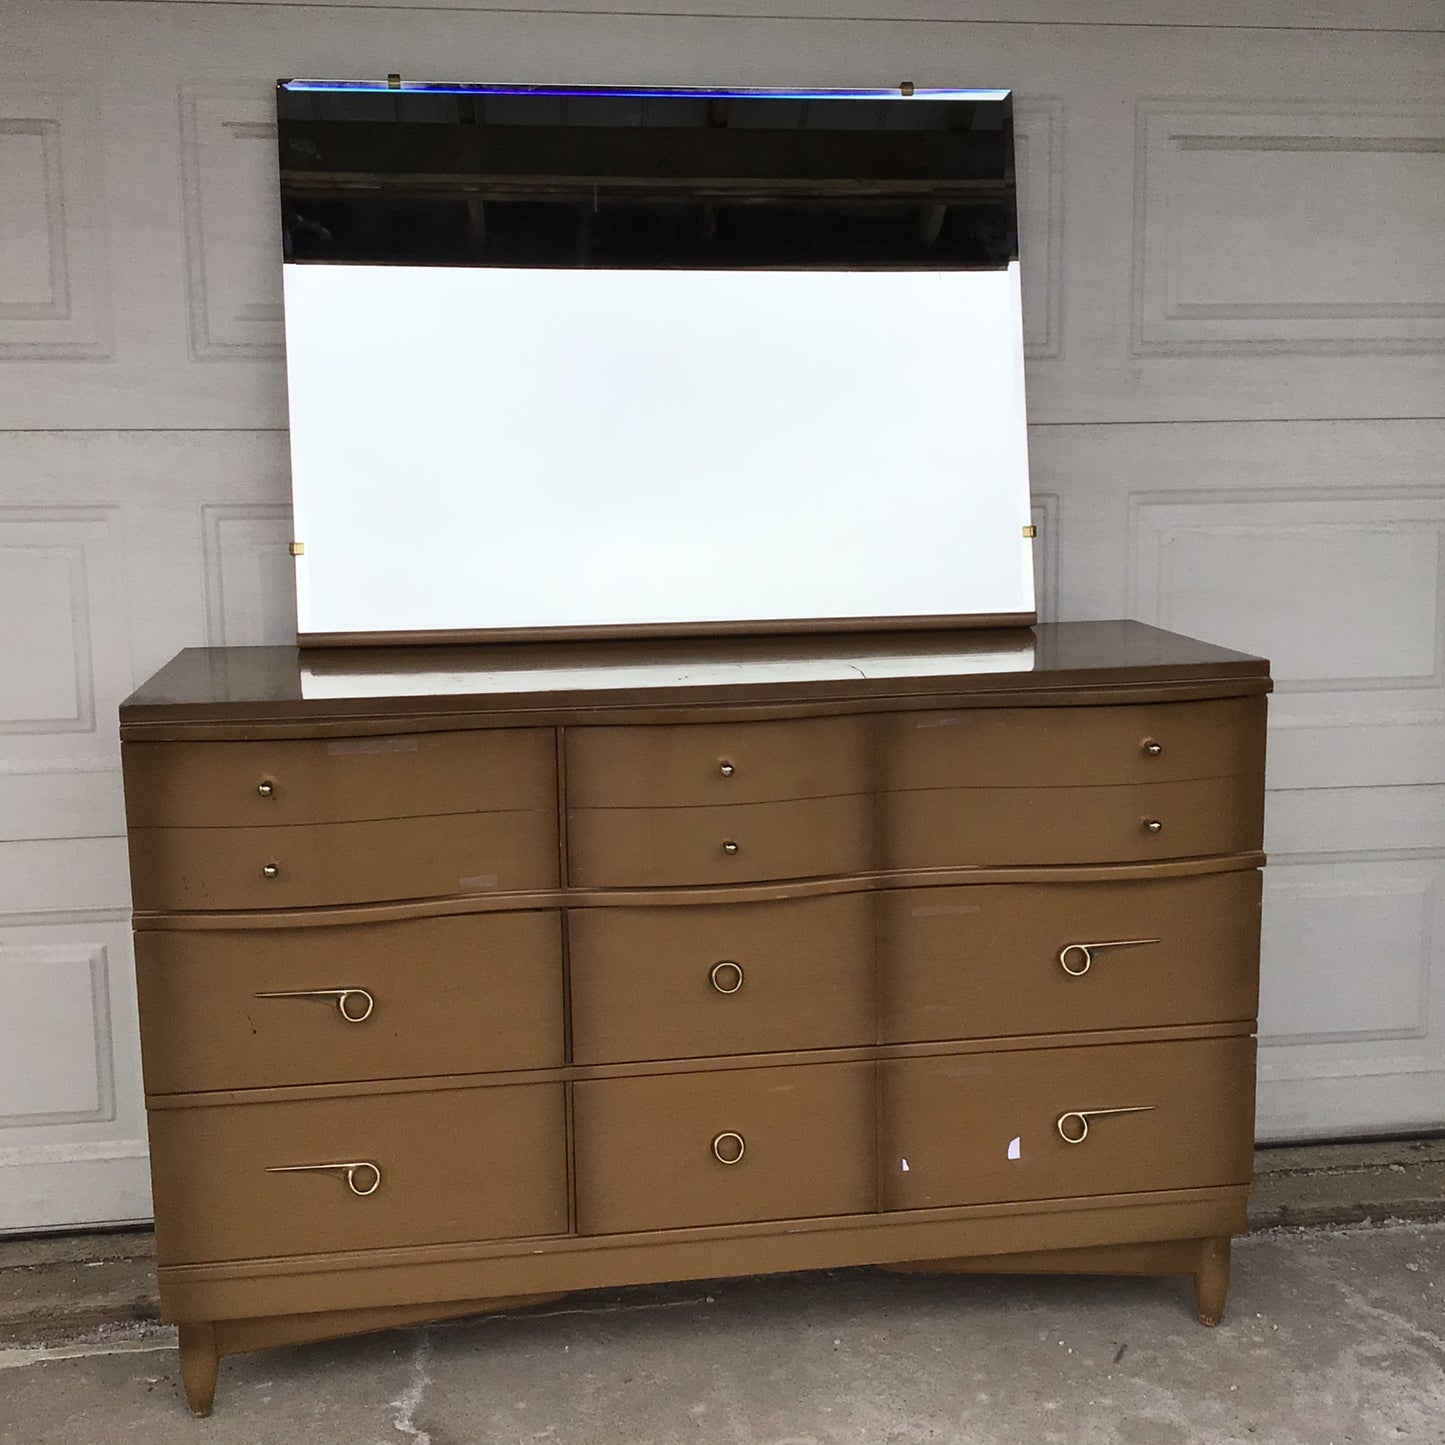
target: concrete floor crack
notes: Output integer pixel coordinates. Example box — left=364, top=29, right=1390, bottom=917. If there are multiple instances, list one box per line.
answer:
left=388, top=1327, right=434, bottom=1445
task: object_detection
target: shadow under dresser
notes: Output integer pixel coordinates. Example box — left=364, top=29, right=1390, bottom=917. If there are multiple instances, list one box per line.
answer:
left=118, top=620, right=1271, bottom=1415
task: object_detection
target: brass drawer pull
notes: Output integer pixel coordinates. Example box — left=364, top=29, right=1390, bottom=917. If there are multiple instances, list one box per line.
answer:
left=1144, top=819, right=1163, bottom=834
left=257, top=780, right=275, bottom=797
left=261, top=863, right=280, bottom=879
left=722, top=840, right=740, bottom=856
left=719, top=761, right=735, bottom=777
left=1057, top=1106, right=1157, bottom=1145
left=712, top=1131, right=746, bottom=1165
left=709, top=960, right=744, bottom=995
left=265, top=1160, right=382, bottom=1196
left=1142, top=740, right=1163, bottom=757
left=1057, top=938, right=1161, bottom=977
left=254, top=987, right=376, bottom=1022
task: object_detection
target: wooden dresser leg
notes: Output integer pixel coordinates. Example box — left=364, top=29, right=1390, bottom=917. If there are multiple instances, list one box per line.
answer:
left=1193, top=1236, right=1232, bottom=1327
left=178, top=1322, right=219, bottom=1417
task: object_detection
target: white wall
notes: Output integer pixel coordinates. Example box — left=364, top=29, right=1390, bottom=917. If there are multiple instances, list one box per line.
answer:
left=2, top=0, right=1443, bottom=1229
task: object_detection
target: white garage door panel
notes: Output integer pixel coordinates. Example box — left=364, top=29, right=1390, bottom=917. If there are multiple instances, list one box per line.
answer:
left=0, top=918, right=150, bottom=1229
left=1257, top=787, right=1445, bottom=1141
left=0, top=1, right=1441, bottom=1227
left=1031, top=419, right=1445, bottom=792
left=3, top=6, right=1442, bottom=429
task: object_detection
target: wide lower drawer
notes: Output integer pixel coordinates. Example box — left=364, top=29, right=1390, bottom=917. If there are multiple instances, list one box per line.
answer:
left=880, top=775, right=1264, bottom=869
left=878, top=697, right=1266, bottom=790
left=879, top=1036, right=1255, bottom=1212
left=127, top=810, right=559, bottom=910
left=147, top=1083, right=569, bottom=1265
left=136, top=912, right=564, bottom=1093
left=124, top=728, right=556, bottom=828
left=878, top=871, right=1261, bottom=1042
left=567, top=795, right=871, bottom=887
left=574, top=1062, right=875, bottom=1234
left=565, top=717, right=870, bottom=808
left=569, top=895, right=875, bottom=1064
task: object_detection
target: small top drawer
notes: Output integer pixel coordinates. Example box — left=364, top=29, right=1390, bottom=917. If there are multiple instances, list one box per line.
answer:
left=566, top=717, right=870, bottom=808
left=878, top=697, right=1265, bottom=791
left=123, top=728, right=556, bottom=828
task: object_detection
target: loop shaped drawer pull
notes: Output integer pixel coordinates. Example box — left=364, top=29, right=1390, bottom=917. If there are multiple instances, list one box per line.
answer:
left=255, top=987, right=376, bottom=1022
left=265, top=1160, right=382, bottom=1196
left=712, top=1131, right=746, bottom=1165
left=1142, top=740, right=1163, bottom=757
left=1056, top=1106, right=1157, bottom=1145
left=710, top=960, right=744, bottom=995
left=256, top=780, right=275, bottom=797
left=722, top=840, right=740, bottom=856
left=719, top=761, right=735, bottom=777
left=1144, top=819, right=1164, bottom=834
left=1057, top=938, right=1161, bottom=977
left=261, top=863, right=280, bottom=879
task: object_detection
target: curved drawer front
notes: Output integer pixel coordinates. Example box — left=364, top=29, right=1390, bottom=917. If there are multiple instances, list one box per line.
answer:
left=574, top=1062, right=875, bottom=1234
left=124, top=728, right=556, bottom=828
left=879, top=697, right=1265, bottom=790
left=128, top=811, right=560, bottom=911
left=569, top=895, right=875, bottom=1064
left=879, top=871, right=1261, bottom=1042
left=882, top=775, right=1264, bottom=869
left=136, top=912, right=564, bottom=1093
left=567, top=795, right=871, bottom=887
left=879, top=1036, right=1255, bottom=1212
left=148, top=1083, right=568, bottom=1265
left=566, top=717, right=870, bottom=808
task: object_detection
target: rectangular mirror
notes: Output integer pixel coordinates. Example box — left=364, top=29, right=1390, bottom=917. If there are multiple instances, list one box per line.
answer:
left=277, top=82, right=1033, bottom=644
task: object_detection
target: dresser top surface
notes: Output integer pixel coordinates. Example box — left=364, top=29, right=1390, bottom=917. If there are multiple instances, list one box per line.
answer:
left=121, top=623, right=1269, bottom=732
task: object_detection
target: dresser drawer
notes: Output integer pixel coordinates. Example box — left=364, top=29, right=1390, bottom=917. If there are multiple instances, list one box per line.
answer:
left=881, top=774, right=1263, bottom=870
left=127, top=810, right=559, bottom=910
left=879, top=1036, right=1255, bottom=1212
left=879, top=871, right=1260, bottom=1042
left=566, top=717, right=869, bottom=808
left=148, top=1083, right=568, bottom=1265
left=574, top=1062, right=875, bottom=1234
left=124, top=728, right=556, bottom=828
left=879, top=697, right=1265, bottom=790
left=136, top=912, right=563, bottom=1093
left=569, top=895, right=875, bottom=1064
left=567, top=795, right=871, bottom=888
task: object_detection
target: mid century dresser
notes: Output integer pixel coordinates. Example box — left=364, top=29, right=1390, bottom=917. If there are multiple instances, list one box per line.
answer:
left=119, top=621, right=1270, bottom=1415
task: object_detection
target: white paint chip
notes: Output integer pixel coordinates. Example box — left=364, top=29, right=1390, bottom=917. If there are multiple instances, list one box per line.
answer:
left=1007, top=1136, right=1022, bottom=1161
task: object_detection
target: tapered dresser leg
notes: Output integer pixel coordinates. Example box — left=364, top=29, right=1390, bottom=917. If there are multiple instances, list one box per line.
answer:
left=178, top=1322, right=219, bottom=1417
left=1193, top=1237, right=1231, bottom=1327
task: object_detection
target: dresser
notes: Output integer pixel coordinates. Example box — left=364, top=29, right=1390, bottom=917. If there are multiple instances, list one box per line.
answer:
left=119, top=621, right=1269, bottom=1415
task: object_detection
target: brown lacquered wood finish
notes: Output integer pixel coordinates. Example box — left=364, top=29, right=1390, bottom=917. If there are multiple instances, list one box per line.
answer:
left=135, top=912, right=564, bottom=1092
left=118, top=622, right=1270, bottom=1414
left=574, top=1062, right=876, bottom=1234
left=127, top=810, right=559, bottom=910
left=877, top=871, right=1261, bottom=1042
left=147, top=1083, right=569, bottom=1264
left=122, top=728, right=555, bottom=827
left=569, top=894, right=875, bottom=1063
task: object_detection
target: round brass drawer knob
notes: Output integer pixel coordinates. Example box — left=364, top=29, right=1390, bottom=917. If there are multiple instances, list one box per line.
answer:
left=710, top=960, right=744, bottom=995
left=1143, top=741, right=1163, bottom=757
left=719, top=761, right=735, bottom=777
left=1144, top=819, right=1163, bottom=834
left=261, top=863, right=280, bottom=879
left=712, top=1131, right=746, bottom=1165
left=722, top=840, right=740, bottom=856
left=257, top=780, right=275, bottom=797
